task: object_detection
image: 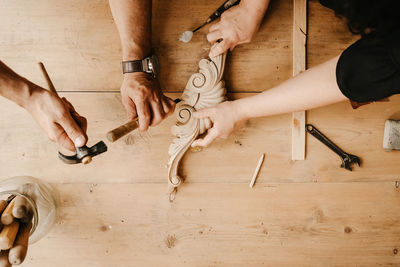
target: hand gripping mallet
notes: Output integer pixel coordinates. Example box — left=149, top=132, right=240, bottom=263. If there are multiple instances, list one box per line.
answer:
left=38, top=62, right=107, bottom=164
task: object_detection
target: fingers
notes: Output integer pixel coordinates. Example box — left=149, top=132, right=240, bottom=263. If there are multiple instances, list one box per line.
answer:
left=193, top=108, right=213, bottom=119
left=59, top=112, right=87, bottom=148
left=207, top=29, right=222, bottom=44
left=135, top=100, right=151, bottom=132
left=150, top=100, right=165, bottom=127
left=162, top=96, right=176, bottom=115
left=49, top=123, right=75, bottom=151
left=209, top=40, right=230, bottom=58
left=122, top=97, right=138, bottom=120
left=191, top=128, right=219, bottom=148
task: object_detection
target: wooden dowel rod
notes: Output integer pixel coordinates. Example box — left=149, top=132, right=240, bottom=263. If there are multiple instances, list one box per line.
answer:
left=38, top=62, right=57, bottom=94
left=9, top=222, right=32, bottom=265
left=0, top=221, right=20, bottom=250
left=0, top=250, right=11, bottom=267
left=1, top=199, right=16, bottom=225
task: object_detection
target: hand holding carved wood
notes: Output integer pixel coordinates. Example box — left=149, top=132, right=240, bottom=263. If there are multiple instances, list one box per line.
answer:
left=168, top=49, right=227, bottom=192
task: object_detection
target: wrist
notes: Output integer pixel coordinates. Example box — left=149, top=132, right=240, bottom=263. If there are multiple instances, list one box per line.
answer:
left=241, top=0, right=269, bottom=18
left=121, top=42, right=151, bottom=61
left=231, top=99, right=251, bottom=122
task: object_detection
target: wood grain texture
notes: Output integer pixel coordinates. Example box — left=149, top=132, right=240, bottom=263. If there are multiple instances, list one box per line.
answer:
left=307, top=0, right=359, bottom=67
left=0, top=0, right=292, bottom=93
left=16, top=183, right=400, bottom=267
left=292, top=0, right=307, bottom=160
left=1, top=93, right=400, bottom=184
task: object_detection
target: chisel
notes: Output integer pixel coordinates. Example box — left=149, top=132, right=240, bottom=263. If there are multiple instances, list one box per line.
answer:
left=179, top=0, right=241, bottom=43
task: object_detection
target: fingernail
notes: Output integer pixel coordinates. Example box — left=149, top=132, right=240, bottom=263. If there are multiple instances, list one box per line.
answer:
left=74, top=136, right=85, bottom=147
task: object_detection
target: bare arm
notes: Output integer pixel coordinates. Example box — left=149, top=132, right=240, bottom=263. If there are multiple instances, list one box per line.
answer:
left=192, top=56, right=347, bottom=147
left=109, top=0, right=175, bottom=131
left=0, top=61, right=87, bottom=151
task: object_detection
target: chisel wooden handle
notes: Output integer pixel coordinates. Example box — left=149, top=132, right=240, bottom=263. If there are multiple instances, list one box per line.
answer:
left=12, top=196, right=30, bottom=219
left=0, top=200, right=8, bottom=215
left=9, top=222, right=32, bottom=265
left=106, top=98, right=181, bottom=143
left=0, top=250, right=11, bottom=267
left=0, top=221, right=20, bottom=250
left=106, top=118, right=139, bottom=143
left=1, top=199, right=15, bottom=225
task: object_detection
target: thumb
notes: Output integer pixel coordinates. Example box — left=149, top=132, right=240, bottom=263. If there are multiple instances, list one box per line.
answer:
left=59, top=113, right=88, bottom=148
left=209, top=40, right=230, bottom=58
left=193, top=108, right=213, bottom=119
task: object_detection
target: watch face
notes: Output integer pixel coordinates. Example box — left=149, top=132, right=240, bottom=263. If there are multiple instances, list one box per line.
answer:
left=150, top=55, right=160, bottom=76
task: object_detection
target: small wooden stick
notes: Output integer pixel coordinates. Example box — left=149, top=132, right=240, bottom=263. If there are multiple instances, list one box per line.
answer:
left=0, top=250, right=11, bottom=267
left=0, top=221, right=20, bottom=250
left=249, top=153, right=265, bottom=188
left=1, top=199, right=16, bottom=225
left=12, top=196, right=30, bottom=219
left=38, top=62, right=57, bottom=94
left=9, top=222, right=32, bottom=265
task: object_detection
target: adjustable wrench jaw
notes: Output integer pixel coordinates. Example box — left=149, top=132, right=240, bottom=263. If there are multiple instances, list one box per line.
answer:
left=341, top=154, right=361, bottom=171
left=306, top=124, right=361, bottom=171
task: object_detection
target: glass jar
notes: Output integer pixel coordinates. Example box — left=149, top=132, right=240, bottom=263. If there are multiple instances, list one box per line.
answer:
left=0, top=176, right=59, bottom=243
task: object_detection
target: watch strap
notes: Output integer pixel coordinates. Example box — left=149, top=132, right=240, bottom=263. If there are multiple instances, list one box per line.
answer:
left=122, top=60, right=143, bottom=74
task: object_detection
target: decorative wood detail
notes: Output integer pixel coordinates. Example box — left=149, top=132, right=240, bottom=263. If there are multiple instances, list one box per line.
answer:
left=167, top=49, right=227, bottom=192
left=292, top=0, right=307, bottom=160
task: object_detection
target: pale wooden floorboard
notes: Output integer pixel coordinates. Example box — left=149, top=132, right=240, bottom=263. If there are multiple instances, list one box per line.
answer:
left=19, top=183, right=400, bottom=267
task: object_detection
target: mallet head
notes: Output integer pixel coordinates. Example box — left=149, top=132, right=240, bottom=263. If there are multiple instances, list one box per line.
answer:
left=58, top=141, right=107, bottom=164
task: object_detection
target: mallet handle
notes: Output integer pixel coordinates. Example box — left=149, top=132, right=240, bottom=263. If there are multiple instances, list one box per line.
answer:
left=107, top=98, right=182, bottom=143
left=107, top=118, right=139, bottom=143
left=38, top=62, right=58, bottom=95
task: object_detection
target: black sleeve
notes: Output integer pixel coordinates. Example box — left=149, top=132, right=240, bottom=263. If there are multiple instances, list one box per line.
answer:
left=336, top=32, right=400, bottom=102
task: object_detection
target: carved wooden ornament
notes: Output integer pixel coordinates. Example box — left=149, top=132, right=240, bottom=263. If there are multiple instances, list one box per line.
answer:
left=167, top=48, right=227, bottom=192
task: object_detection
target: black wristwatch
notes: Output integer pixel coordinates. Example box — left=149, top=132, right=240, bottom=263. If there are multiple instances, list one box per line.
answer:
left=121, top=55, right=160, bottom=78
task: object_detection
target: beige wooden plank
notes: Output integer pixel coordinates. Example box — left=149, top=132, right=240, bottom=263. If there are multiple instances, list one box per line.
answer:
left=307, top=0, right=359, bottom=67
left=291, top=0, right=307, bottom=160
left=18, top=182, right=400, bottom=267
left=0, top=0, right=292, bottom=93
left=1, top=92, right=400, bottom=184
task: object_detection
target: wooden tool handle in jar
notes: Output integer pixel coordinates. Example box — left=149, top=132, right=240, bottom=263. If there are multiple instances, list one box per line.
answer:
left=0, top=250, right=11, bottom=267
left=1, top=199, right=16, bottom=225
left=9, top=222, right=32, bottom=265
left=0, top=221, right=20, bottom=250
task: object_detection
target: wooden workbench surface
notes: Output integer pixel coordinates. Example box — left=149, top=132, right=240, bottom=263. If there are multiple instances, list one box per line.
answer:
left=0, top=0, right=399, bottom=266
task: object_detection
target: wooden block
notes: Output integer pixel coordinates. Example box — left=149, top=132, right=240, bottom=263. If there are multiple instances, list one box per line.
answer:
left=292, top=0, right=307, bottom=160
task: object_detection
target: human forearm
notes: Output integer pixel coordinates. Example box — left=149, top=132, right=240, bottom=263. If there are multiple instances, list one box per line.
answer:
left=109, top=0, right=151, bottom=60
left=241, top=0, right=270, bottom=17
left=192, top=56, right=347, bottom=147
left=235, top=56, right=346, bottom=120
left=0, top=60, right=88, bottom=150
left=0, top=61, right=33, bottom=108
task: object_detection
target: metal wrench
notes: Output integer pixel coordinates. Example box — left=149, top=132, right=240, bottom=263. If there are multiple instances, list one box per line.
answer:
left=305, top=124, right=361, bottom=171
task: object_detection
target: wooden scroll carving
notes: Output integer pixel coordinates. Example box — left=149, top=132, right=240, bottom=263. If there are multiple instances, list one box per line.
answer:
left=168, top=49, right=227, bottom=192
